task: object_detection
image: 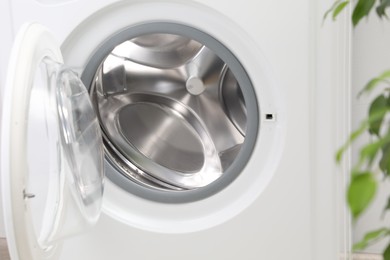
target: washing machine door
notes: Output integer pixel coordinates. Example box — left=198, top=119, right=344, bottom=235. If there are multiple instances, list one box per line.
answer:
left=1, top=23, right=104, bottom=260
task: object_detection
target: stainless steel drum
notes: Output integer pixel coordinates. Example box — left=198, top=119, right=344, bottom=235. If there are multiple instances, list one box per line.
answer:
left=85, top=23, right=258, bottom=200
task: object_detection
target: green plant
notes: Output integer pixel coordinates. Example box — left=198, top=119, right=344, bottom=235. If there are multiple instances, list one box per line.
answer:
left=326, top=1, right=390, bottom=259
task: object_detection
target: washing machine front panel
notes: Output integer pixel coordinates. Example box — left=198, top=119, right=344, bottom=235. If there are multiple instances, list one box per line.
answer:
left=1, top=23, right=104, bottom=260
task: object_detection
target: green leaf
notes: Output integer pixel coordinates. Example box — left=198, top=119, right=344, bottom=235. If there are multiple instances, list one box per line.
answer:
left=384, top=242, right=390, bottom=260
left=360, top=139, right=384, bottom=166
left=380, top=143, right=390, bottom=175
left=352, top=0, right=376, bottom=26
left=353, top=227, right=390, bottom=251
left=358, top=70, right=390, bottom=97
left=333, top=1, right=350, bottom=20
left=361, top=134, right=390, bottom=167
left=336, top=104, right=389, bottom=163
left=324, top=0, right=344, bottom=21
left=377, top=0, right=390, bottom=18
left=368, top=95, right=388, bottom=136
left=348, top=172, right=377, bottom=219
left=382, top=197, right=390, bottom=217
left=336, top=121, right=368, bottom=163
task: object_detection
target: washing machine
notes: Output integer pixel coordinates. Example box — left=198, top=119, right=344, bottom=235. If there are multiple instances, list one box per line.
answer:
left=0, top=0, right=352, bottom=259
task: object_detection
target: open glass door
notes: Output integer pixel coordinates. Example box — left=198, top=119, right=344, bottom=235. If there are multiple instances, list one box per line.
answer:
left=1, top=23, right=104, bottom=260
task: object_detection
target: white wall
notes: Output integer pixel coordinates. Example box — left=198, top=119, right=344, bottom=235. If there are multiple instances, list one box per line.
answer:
left=352, top=13, right=390, bottom=254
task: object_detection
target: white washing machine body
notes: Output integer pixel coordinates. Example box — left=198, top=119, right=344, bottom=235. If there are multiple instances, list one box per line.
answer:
left=0, top=0, right=352, bottom=259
